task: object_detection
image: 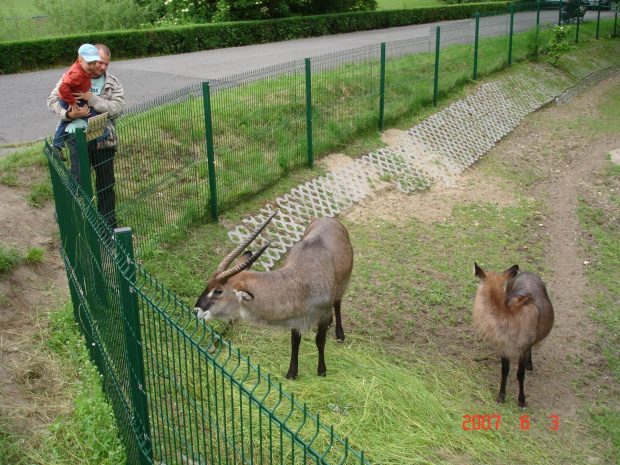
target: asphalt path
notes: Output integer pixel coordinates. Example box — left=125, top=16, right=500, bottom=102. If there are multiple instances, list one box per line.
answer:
left=0, top=10, right=613, bottom=146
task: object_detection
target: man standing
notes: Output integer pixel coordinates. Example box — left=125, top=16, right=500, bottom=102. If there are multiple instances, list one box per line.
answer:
left=47, top=44, right=125, bottom=230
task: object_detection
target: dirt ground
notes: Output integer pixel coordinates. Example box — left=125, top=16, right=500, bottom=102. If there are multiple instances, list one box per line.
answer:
left=1, top=74, right=619, bottom=454
left=340, top=74, right=620, bottom=427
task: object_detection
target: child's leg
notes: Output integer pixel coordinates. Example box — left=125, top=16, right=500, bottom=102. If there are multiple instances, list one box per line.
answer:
left=75, top=101, right=99, bottom=120
left=53, top=100, right=71, bottom=149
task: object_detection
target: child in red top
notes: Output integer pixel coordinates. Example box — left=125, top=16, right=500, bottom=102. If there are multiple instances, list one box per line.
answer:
left=52, top=44, right=101, bottom=151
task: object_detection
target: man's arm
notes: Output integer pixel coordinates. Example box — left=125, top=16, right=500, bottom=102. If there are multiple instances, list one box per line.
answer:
left=47, top=78, right=71, bottom=121
left=48, top=78, right=91, bottom=121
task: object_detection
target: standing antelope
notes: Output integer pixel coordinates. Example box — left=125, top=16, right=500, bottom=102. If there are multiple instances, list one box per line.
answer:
left=195, top=212, right=353, bottom=380
left=473, top=263, right=554, bottom=410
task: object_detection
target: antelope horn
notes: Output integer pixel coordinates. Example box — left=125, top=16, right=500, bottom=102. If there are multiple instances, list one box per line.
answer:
left=215, top=242, right=271, bottom=283
left=215, top=211, right=277, bottom=274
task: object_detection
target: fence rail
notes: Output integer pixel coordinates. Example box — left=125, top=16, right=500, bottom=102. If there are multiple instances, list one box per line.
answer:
left=46, top=3, right=619, bottom=464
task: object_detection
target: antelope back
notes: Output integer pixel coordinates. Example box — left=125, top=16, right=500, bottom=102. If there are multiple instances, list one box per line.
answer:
left=506, top=271, right=554, bottom=344
left=296, top=217, right=353, bottom=300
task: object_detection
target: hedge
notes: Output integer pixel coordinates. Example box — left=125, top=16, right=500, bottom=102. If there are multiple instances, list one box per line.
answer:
left=0, top=3, right=509, bottom=74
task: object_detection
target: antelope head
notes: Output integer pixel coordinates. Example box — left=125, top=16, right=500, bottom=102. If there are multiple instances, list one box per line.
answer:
left=194, top=212, right=276, bottom=322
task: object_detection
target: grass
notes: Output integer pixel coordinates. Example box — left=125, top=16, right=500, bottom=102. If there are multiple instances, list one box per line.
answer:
left=0, top=304, right=126, bottom=464
left=25, top=247, right=45, bottom=265
left=0, top=142, right=54, bottom=210
left=0, top=244, right=46, bottom=274
left=0, top=0, right=43, bottom=17
left=0, top=244, right=21, bottom=274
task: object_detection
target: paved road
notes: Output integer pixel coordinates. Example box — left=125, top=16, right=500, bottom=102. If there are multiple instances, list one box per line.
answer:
left=0, top=10, right=613, bottom=146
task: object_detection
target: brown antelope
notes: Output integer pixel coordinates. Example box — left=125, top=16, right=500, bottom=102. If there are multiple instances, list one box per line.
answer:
left=473, top=263, right=554, bottom=410
left=195, top=212, right=353, bottom=380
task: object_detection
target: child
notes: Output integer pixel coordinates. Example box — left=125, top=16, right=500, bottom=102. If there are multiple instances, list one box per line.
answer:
left=52, top=43, right=101, bottom=156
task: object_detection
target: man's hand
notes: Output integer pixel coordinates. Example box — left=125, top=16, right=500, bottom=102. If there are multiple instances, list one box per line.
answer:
left=67, top=105, right=91, bottom=119
left=73, top=91, right=93, bottom=101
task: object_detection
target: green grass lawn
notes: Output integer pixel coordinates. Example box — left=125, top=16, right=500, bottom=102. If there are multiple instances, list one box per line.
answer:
left=1, top=0, right=43, bottom=17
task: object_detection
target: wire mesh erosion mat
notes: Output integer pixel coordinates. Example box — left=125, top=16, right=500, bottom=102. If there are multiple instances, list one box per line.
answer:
left=229, top=65, right=620, bottom=271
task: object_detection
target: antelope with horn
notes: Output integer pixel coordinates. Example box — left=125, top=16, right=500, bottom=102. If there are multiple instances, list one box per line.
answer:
left=195, top=212, right=354, bottom=380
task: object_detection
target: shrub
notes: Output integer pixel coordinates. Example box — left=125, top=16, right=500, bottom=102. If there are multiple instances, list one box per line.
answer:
left=0, top=244, right=22, bottom=274
left=546, top=23, right=574, bottom=65
left=0, top=2, right=509, bottom=73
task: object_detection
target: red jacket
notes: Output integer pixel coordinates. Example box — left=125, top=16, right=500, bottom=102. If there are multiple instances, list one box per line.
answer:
left=58, top=60, right=92, bottom=106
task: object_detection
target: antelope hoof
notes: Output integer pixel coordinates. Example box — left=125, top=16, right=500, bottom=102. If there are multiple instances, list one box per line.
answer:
left=496, top=393, right=506, bottom=405
left=336, top=331, right=345, bottom=342
left=285, top=371, right=297, bottom=380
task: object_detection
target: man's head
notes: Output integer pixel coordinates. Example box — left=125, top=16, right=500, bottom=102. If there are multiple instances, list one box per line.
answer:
left=77, top=43, right=101, bottom=74
left=92, top=44, right=111, bottom=79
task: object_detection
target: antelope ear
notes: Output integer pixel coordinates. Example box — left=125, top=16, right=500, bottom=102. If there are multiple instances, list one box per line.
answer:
left=233, top=282, right=254, bottom=302
left=504, top=264, right=519, bottom=279
left=474, top=263, right=485, bottom=280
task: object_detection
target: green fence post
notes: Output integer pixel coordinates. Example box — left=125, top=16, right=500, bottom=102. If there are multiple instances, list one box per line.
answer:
left=433, top=26, right=441, bottom=107
left=509, top=3, right=515, bottom=66
left=75, top=128, right=93, bottom=201
left=74, top=129, right=108, bottom=314
left=473, top=13, right=480, bottom=81
left=202, top=82, right=218, bottom=222
left=379, top=43, right=386, bottom=132
left=45, top=146, right=82, bottom=331
left=305, top=58, right=313, bottom=169
left=536, top=0, right=541, bottom=25
left=596, top=1, right=601, bottom=39
left=615, top=10, right=618, bottom=37
left=575, top=0, right=581, bottom=42
left=559, top=0, right=563, bottom=24
left=115, top=227, right=153, bottom=465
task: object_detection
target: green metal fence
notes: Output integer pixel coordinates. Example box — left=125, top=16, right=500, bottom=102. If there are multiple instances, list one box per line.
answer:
left=47, top=142, right=371, bottom=464
left=83, top=2, right=617, bottom=257
left=114, top=4, right=618, bottom=257
left=46, top=3, right=618, bottom=464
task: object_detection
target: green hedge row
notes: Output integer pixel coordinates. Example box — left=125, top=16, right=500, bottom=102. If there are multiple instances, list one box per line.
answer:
left=0, top=3, right=509, bottom=74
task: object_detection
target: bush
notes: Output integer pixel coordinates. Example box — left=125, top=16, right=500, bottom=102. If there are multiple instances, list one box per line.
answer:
left=0, top=2, right=509, bottom=74
left=0, top=244, right=22, bottom=274
left=546, top=23, right=574, bottom=65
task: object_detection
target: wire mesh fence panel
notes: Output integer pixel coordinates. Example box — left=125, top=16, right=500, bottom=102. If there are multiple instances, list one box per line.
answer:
left=48, top=140, right=372, bottom=464
left=431, top=21, right=475, bottom=98
left=45, top=144, right=147, bottom=462
left=114, top=84, right=210, bottom=256
left=596, top=15, right=618, bottom=38
left=508, top=10, right=532, bottom=62
left=208, top=61, right=308, bottom=210
left=309, top=45, right=382, bottom=156
left=476, top=12, right=511, bottom=77
left=383, top=37, right=435, bottom=127
left=133, top=263, right=372, bottom=465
